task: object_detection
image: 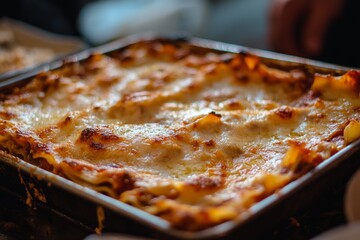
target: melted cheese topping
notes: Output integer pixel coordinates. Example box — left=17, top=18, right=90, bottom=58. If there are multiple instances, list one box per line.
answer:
left=1, top=40, right=360, bottom=230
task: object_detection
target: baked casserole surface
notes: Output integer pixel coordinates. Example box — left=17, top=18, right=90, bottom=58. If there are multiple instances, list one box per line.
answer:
left=1, top=39, right=360, bottom=230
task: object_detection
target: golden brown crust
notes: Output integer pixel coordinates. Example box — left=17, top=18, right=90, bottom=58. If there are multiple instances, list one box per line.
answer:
left=1, top=39, right=360, bottom=230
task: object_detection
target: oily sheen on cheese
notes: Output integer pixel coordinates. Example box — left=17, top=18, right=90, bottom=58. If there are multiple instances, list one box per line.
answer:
left=1, top=40, right=360, bottom=230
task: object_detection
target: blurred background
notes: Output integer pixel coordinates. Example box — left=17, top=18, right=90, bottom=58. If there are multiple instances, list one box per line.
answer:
left=0, top=0, right=269, bottom=48
left=2, top=0, right=360, bottom=67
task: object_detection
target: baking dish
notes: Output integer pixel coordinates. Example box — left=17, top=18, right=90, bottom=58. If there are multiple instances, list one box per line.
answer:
left=1, top=33, right=360, bottom=239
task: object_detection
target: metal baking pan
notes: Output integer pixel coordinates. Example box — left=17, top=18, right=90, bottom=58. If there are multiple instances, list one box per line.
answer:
left=1, top=33, right=360, bottom=240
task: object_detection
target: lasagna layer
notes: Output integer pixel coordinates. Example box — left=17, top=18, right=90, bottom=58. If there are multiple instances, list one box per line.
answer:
left=1, top=40, right=360, bottom=230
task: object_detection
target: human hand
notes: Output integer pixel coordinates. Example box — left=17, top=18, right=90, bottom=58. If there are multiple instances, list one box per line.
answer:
left=268, top=0, right=344, bottom=57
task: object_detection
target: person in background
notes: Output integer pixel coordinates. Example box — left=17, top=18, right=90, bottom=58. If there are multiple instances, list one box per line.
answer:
left=1, top=0, right=270, bottom=51
left=268, top=0, right=360, bottom=67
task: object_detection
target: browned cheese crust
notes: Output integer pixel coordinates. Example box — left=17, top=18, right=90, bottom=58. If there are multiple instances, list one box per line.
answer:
left=1, top=40, right=360, bottom=230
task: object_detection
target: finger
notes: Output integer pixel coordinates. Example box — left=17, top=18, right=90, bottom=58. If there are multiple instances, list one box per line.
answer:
left=302, top=0, right=344, bottom=56
left=268, top=0, right=309, bottom=56
left=268, top=0, right=282, bottom=51
left=268, top=0, right=290, bottom=52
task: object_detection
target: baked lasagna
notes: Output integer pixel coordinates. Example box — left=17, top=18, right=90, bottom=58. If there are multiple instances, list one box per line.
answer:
left=0, top=39, right=360, bottom=230
left=0, top=29, right=54, bottom=74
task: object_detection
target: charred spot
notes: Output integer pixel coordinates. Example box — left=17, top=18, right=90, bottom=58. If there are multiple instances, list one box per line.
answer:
left=34, top=72, right=61, bottom=92
left=113, top=49, right=135, bottom=63
left=30, top=158, right=54, bottom=171
left=174, top=133, right=183, bottom=141
left=93, top=106, right=101, bottom=111
left=147, top=43, right=161, bottom=56
left=80, top=128, right=120, bottom=142
left=145, top=41, right=179, bottom=58
left=64, top=160, right=80, bottom=168
left=161, top=43, right=177, bottom=56
left=35, top=71, right=52, bottom=81
left=186, top=175, right=223, bottom=191
left=64, top=116, right=72, bottom=123
left=89, top=142, right=105, bottom=150
left=151, top=136, right=168, bottom=145
left=0, top=111, right=17, bottom=120
left=78, top=127, right=122, bottom=150
left=209, top=111, right=222, bottom=119
left=32, top=142, right=51, bottom=154
left=292, top=90, right=321, bottom=107
left=235, top=72, right=250, bottom=83
left=0, top=93, right=8, bottom=101
left=346, top=70, right=360, bottom=92
left=238, top=50, right=249, bottom=56
left=182, top=120, right=190, bottom=125
left=100, top=131, right=120, bottom=141
left=87, top=52, right=103, bottom=63
left=274, top=106, right=293, bottom=119
left=97, top=76, right=118, bottom=85
left=293, top=161, right=318, bottom=176
left=191, top=140, right=200, bottom=150
left=58, top=115, right=73, bottom=128
left=187, top=82, right=198, bottom=91
left=79, top=128, right=97, bottom=142
left=292, top=68, right=314, bottom=91
left=62, top=159, right=94, bottom=172
left=230, top=55, right=243, bottom=70
left=353, top=106, right=360, bottom=112
left=56, top=146, right=66, bottom=152
left=58, top=60, right=86, bottom=77
left=83, top=53, right=107, bottom=72
left=249, top=147, right=258, bottom=154
left=101, top=131, right=121, bottom=142
left=171, top=131, right=191, bottom=144
left=111, top=171, right=135, bottom=194
left=204, top=139, right=216, bottom=147
left=15, top=129, right=32, bottom=142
